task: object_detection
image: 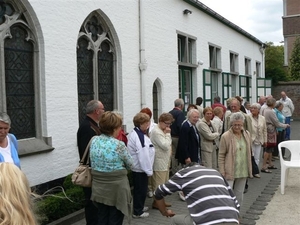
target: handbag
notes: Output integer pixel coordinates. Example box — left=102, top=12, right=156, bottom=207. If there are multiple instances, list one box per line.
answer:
left=72, top=137, right=95, bottom=187
left=251, top=156, right=259, bottom=175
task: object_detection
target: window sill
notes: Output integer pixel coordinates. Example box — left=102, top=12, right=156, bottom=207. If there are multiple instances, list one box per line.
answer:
left=18, top=137, right=54, bottom=157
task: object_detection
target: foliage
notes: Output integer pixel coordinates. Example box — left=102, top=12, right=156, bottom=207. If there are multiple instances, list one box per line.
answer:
left=265, top=42, right=289, bottom=85
left=289, top=36, right=300, bottom=80
left=35, top=172, right=133, bottom=224
left=35, top=174, right=85, bottom=225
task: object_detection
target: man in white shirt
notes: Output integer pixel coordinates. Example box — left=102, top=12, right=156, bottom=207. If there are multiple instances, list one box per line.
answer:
left=279, top=91, right=294, bottom=140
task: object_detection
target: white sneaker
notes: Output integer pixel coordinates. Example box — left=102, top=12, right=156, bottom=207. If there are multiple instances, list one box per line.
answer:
left=147, top=191, right=153, bottom=198
left=143, top=206, right=149, bottom=212
left=133, top=212, right=149, bottom=218
left=178, top=191, right=185, bottom=201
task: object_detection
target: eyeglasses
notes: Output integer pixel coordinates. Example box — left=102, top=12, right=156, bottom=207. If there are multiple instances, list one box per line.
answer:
left=232, top=124, right=243, bottom=127
left=163, top=122, right=172, bottom=126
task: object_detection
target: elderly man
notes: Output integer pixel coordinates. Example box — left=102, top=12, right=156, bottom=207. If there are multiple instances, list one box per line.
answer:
left=77, top=100, right=105, bottom=225
left=176, top=109, right=201, bottom=165
left=169, top=98, right=186, bottom=175
left=175, top=109, right=201, bottom=201
left=223, top=98, right=252, bottom=134
left=279, top=91, right=294, bottom=140
left=154, top=163, right=240, bottom=225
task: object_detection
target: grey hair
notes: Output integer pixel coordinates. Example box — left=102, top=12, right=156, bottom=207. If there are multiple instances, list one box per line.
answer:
left=86, top=100, right=101, bottom=114
left=266, top=98, right=276, bottom=107
left=0, top=112, right=11, bottom=126
left=250, top=103, right=261, bottom=110
left=275, top=101, right=283, bottom=109
left=229, top=112, right=245, bottom=125
left=174, top=98, right=184, bottom=107
left=187, top=109, right=199, bottom=119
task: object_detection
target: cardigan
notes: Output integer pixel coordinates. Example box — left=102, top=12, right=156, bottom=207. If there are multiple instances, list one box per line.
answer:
left=0, top=134, right=20, bottom=168
left=218, top=128, right=252, bottom=181
left=197, top=118, right=219, bottom=153
left=150, top=125, right=172, bottom=171
left=250, top=114, right=267, bottom=145
left=91, top=169, right=132, bottom=218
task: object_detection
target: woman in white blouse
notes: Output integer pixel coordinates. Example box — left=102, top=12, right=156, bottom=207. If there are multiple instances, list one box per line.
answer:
left=249, top=103, right=267, bottom=177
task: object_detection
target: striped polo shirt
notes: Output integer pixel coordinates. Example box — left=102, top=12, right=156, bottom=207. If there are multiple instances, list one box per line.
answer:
left=154, top=165, right=240, bottom=225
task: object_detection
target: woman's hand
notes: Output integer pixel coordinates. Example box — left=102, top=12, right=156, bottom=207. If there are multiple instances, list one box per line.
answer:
left=164, top=127, right=171, bottom=134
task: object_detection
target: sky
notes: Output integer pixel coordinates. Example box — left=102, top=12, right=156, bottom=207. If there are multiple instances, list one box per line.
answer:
left=199, top=0, right=283, bottom=45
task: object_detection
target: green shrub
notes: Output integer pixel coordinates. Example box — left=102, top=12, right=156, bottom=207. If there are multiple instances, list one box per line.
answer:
left=36, top=172, right=133, bottom=224
left=36, top=174, right=85, bottom=225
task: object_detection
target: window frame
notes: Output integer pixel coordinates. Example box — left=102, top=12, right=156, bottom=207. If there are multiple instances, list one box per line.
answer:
left=0, top=1, right=53, bottom=156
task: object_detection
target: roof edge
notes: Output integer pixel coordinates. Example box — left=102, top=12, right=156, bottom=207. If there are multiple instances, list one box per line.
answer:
left=183, top=0, right=264, bottom=45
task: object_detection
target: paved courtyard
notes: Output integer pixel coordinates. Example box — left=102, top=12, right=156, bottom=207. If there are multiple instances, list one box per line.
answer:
left=66, top=120, right=300, bottom=225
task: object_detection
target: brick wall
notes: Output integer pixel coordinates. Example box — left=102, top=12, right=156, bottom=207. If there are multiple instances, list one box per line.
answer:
left=272, top=81, right=300, bottom=119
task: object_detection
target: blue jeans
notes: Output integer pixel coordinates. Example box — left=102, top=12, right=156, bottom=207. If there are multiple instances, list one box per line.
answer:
left=285, top=117, right=291, bottom=140
left=132, top=171, right=148, bottom=216
left=93, top=202, right=124, bottom=225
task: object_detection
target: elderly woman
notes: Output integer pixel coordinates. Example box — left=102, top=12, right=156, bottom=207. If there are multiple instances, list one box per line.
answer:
left=127, top=112, right=155, bottom=218
left=249, top=103, right=267, bottom=177
left=218, top=112, right=252, bottom=207
left=262, top=98, right=289, bottom=173
left=274, top=101, right=286, bottom=159
left=197, top=107, right=219, bottom=169
left=0, top=112, right=20, bottom=168
left=90, top=111, right=133, bottom=225
left=150, top=113, right=173, bottom=209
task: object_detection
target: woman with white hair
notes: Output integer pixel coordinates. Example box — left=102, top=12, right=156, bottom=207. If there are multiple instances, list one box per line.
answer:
left=249, top=103, right=267, bottom=177
left=218, top=112, right=252, bottom=208
left=0, top=112, right=20, bottom=168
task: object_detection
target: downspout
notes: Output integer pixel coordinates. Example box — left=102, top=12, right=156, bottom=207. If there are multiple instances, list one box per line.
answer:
left=260, top=43, right=265, bottom=78
left=139, top=0, right=147, bottom=108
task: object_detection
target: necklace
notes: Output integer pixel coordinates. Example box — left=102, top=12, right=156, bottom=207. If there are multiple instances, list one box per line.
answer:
left=235, top=135, right=244, bottom=151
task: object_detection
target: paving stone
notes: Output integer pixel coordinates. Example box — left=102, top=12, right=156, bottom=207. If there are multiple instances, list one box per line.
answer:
left=253, top=201, right=268, bottom=206
left=264, top=187, right=278, bottom=191
left=256, top=196, right=272, bottom=202
left=240, top=218, right=256, bottom=225
left=243, top=213, right=260, bottom=220
left=246, top=209, right=263, bottom=215
left=261, top=190, right=275, bottom=195
left=250, top=204, right=266, bottom=211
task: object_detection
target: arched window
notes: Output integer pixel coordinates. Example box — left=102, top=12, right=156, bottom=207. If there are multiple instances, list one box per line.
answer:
left=0, top=1, right=52, bottom=155
left=77, top=13, right=115, bottom=124
left=0, top=2, right=35, bottom=139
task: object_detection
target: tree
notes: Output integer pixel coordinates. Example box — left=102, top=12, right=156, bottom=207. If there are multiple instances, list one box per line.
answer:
left=265, top=42, right=289, bottom=85
left=289, top=36, right=300, bottom=80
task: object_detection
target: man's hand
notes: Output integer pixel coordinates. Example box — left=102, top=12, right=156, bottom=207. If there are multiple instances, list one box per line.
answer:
left=163, top=209, right=175, bottom=217
left=185, top=157, right=191, bottom=164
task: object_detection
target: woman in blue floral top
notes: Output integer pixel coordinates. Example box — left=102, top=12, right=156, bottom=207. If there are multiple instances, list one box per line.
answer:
left=90, top=111, right=133, bottom=225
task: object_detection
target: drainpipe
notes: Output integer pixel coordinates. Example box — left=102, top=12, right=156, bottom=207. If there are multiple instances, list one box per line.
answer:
left=260, top=43, right=266, bottom=78
left=139, top=0, right=147, bottom=108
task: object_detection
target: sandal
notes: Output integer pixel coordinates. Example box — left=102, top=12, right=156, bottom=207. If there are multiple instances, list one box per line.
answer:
left=261, top=168, right=272, bottom=173
left=268, top=165, right=277, bottom=169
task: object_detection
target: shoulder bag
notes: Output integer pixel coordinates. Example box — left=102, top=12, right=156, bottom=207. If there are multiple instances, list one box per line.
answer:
left=72, top=137, right=95, bottom=187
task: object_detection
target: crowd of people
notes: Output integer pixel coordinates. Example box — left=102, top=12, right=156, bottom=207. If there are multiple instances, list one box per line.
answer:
left=0, top=90, right=294, bottom=225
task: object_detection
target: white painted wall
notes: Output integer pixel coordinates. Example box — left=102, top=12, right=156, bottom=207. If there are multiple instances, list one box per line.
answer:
left=19, top=0, right=263, bottom=186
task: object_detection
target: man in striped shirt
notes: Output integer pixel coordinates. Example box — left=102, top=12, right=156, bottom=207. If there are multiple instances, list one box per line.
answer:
left=154, top=163, right=240, bottom=225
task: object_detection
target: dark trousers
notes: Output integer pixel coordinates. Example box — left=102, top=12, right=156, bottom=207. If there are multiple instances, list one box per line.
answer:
left=93, top=202, right=124, bottom=225
left=274, top=130, right=285, bottom=157
left=285, top=117, right=291, bottom=140
left=132, top=171, right=148, bottom=216
left=83, top=187, right=100, bottom=225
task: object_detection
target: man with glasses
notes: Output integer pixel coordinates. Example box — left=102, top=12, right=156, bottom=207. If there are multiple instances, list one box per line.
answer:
left=77, top=100, right=104, bottom=225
